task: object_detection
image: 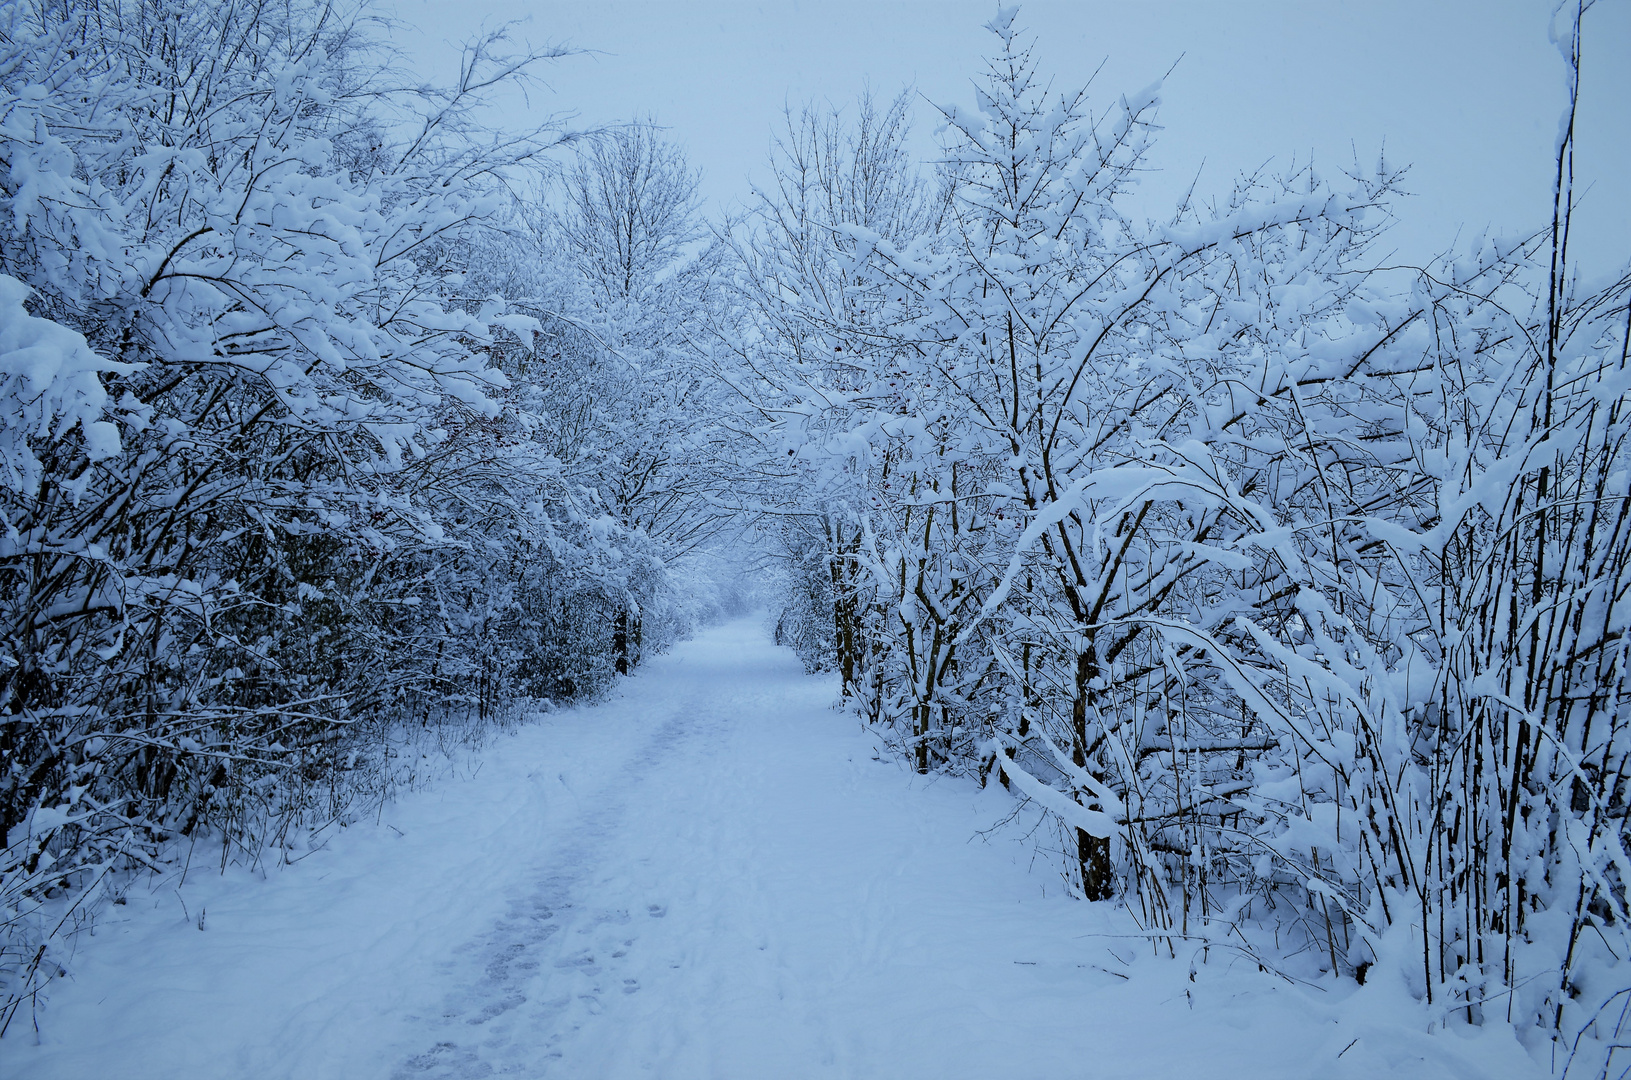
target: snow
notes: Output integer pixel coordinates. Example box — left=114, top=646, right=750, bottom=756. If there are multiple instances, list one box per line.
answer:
left=8, top=618, right=1541, bottom=1079
left=0, top=274, right=126, bottom=494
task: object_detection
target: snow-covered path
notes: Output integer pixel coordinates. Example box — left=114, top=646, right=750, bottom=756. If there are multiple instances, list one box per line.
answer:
left=9, top=618, right=1537, bottom=1079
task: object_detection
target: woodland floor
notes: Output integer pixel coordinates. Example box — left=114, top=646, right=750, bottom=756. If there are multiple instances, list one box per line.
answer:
left=7, top=617, right=1540, bottom=1079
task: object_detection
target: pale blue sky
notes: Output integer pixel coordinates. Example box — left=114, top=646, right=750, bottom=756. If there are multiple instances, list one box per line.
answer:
left=388, top=0, right=1630, bottom=275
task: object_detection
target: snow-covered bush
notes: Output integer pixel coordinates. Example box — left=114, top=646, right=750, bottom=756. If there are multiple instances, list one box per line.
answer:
left=0, top=0, right=722, bottom=1029
left=724, top=7, right=1630, bottom=1070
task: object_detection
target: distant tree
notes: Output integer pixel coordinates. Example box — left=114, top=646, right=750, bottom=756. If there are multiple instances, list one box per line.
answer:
left=557, top=120, right=705, bottom=309
left=720, top=89, right=946, bottom=694
left=545, top=121, right=732, bottom=672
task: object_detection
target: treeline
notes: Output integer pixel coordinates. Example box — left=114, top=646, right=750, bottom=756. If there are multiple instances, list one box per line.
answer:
left=0, top=0, right=734, bottom=1025
left=730, top=11, right=1630, bottom=1070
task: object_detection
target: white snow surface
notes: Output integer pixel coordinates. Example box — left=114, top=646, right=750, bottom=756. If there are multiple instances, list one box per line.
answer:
left=8, top=618, right=1541, bottom=1079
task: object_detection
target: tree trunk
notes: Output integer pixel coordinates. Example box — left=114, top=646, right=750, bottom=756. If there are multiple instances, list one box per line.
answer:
left=827, top=524, right=859, bottom=697
left=1073, top=647, right=1113, bottom=900
left=614, top=608, right=630, bottom=675
left=1077, top=828, right=1113, bottom=901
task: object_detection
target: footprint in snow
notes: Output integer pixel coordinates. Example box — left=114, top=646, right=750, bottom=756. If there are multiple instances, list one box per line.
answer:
left=397, top=1040, right=489, bottom=1078
left=465, top=992, right=526, bottom=1026
left=554, top=949, right=597, bottom=971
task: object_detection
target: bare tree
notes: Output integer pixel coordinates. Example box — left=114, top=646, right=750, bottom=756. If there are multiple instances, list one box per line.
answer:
left=540, top=120, right=733, bottom=674
left=556, top=120, right=705, bottom=307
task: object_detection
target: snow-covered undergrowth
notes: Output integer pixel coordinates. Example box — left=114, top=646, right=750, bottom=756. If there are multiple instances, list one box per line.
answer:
left=6, top=618, right=1545, bottom=1079
left=0, top=0, right=733, bottom=1026
left=736, top=11, right=1631, bottom=1075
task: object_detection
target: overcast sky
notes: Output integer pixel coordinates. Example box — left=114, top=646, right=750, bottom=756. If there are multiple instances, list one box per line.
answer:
left=387, top=0, right=1630, bottom=276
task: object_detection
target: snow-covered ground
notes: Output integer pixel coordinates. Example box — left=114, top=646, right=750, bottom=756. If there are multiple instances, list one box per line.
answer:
left=8, top=618, right=1541, bottom=1079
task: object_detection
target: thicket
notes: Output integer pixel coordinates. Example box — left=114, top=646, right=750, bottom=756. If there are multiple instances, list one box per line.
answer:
left=0, top=0, right=728, bottom=1030
left=735, top=10, right=1630, bottom=1072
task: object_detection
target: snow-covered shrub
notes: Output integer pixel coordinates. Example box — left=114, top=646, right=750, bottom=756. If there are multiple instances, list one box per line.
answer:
left=724, top=7, right=1630, bottom=1069
left=769, top=527, right=840, bottom=675
left=0, top=0, right=714, bottom=1029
